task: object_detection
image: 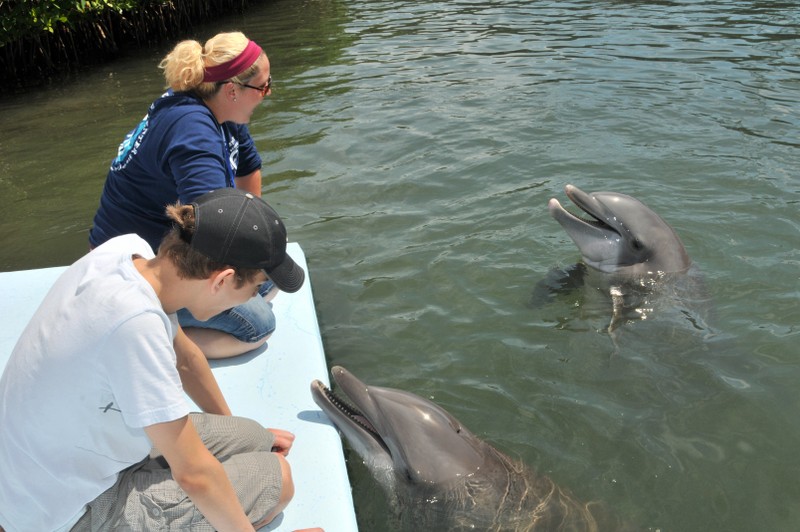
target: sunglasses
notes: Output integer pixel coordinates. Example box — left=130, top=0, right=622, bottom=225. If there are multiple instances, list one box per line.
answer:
left=236, top=75, right=272, bottom=97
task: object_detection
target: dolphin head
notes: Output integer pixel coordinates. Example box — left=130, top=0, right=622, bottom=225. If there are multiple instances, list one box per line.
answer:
left=312, top=366, right=620, bottom=530
left=548, top=184, right=690, bottom=275
left=311, top=366, right=488, bottom=486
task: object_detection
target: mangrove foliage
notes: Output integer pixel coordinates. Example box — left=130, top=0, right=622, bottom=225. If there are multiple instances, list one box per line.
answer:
left=1, top=0, right=257, bottom=93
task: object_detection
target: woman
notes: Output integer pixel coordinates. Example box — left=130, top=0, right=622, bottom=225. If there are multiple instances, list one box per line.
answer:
left=90, top=31, right=280, bottom=359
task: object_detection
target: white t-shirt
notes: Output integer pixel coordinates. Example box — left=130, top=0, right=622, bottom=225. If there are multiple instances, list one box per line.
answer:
left=0, top=234, right=191, bottom=532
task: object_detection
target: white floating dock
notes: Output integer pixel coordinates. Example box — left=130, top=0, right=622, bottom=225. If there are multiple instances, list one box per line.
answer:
left=0, top=243, right=358, bottom=532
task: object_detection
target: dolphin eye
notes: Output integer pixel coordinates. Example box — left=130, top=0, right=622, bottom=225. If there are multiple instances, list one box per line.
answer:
left=632, top=239, right=644, bottom=250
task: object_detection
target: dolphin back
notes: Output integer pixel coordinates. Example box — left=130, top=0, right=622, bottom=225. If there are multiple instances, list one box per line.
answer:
left=397, top=444, right=606, bottom=532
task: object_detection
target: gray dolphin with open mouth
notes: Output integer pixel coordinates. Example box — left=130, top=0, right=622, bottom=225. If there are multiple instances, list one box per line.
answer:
left=311, top=366, right=616, bottom=531
left=548, top=184, right=690, bottom=275
left=533, top=184, right=709, bottom=334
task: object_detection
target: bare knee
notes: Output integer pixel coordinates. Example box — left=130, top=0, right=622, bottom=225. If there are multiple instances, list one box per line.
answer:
left=253, top=454, right=294, bottom=528
left=185, top=327, right=268, bottom=359
left=263, top=286, right=279, bottom=303
left=277, top=454, right=295, bottom=507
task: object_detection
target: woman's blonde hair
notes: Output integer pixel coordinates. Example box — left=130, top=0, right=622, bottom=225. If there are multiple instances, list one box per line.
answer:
left=159, top=31, right=263, bottom=98
left=159, top=202, right=261, bottom=286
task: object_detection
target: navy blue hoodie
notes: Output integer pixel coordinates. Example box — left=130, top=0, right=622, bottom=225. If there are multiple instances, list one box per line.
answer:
left=90, top=90, right=262, bottom=251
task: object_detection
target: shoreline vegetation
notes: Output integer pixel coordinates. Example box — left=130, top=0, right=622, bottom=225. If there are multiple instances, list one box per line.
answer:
left=1, top=0, right=257, bottom=94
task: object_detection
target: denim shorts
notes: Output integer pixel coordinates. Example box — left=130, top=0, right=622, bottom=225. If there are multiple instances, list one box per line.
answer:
left=177, top=281, right=277, bottom=343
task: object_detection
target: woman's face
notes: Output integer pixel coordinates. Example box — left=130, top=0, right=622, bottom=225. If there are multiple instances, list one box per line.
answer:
left=234, top=54, right=271, bottom=124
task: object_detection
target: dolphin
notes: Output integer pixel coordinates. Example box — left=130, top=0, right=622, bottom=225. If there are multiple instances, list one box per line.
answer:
left=547, top=184, right=690, bottom=275
left=535, top=185, right=707, bottom=334
left=311, top=366, right=617, bottom=531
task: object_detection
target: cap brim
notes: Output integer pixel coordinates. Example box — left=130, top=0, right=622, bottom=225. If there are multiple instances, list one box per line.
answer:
left=265, top=253, right=305, bottom=293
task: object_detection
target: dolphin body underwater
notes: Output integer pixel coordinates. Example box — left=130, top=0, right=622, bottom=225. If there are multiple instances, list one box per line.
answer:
left=311, top=366, right=625, bottom=531
left=534, top=184, right=709, bottom=334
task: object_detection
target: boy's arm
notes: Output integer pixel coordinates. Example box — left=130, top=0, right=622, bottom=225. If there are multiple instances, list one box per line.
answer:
left=145, top=416, right=254, bottom=531
left=174, top=325, right=232, bottom=416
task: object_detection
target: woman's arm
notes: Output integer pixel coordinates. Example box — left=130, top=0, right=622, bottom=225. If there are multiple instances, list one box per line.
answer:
left=234, top=168, right=263, bottom=197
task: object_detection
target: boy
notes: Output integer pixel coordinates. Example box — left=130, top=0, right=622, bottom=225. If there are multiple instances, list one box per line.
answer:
left=0, top=189, right=318, bottom=531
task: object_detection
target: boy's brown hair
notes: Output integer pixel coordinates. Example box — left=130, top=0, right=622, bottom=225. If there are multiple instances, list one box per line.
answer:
left=159, top=203, right=261, bottom=287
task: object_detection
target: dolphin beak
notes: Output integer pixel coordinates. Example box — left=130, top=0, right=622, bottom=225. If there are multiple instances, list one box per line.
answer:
left=548, top=193, right=619, bottom=243
left=311, top=371, right=388, bottom=453
left=548, top=185, right=625, bottom=270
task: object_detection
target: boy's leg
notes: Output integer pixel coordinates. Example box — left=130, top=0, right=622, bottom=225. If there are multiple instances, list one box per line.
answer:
left=72, top=414, right=285, bottom=531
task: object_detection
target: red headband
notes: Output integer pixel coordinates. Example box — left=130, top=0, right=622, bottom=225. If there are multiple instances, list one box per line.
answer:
left=203, top=40, right=263, bottom=83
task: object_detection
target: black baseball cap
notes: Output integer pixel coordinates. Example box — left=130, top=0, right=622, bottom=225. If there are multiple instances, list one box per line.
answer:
left=190, top=188, right=305, bottom=293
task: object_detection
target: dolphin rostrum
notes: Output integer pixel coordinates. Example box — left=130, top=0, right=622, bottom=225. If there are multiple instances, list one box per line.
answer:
left=311, top=366, right=620, bottom=531
left=548, top=184, right=690, bottom=275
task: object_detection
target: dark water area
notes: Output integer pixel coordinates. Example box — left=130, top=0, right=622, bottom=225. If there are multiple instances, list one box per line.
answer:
left=0, top=0, right=798, bottom=530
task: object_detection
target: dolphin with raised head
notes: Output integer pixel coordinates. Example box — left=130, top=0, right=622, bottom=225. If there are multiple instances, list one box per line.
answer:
left=547, top=184, right=690, bottom=276
left=311, top=366, right=619, bottom=531
left=534, top=185, right=707, bottom=334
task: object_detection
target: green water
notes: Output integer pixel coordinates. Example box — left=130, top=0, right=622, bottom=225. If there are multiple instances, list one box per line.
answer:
left=0, top=0, right=798, bottom=530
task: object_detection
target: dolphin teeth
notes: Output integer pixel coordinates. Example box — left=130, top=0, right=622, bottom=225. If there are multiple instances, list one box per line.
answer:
left=568, top=206, right=615, bottom=231
left=578, top=213, right=611, bottom=228
left=322, top=384, right=381, bottom=439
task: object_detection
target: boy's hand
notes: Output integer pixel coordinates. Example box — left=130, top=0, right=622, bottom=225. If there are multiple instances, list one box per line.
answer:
left=267, top=428, right=296, bottom=456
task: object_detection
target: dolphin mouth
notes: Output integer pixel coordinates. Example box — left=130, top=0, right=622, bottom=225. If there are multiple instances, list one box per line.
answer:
left=313, top=380, right=381, bottom=438
left=548, top=184, right=634, bottom=271
left=311, top=370, right=391, bottom=455
left=548, top=184, right=620, bottom=239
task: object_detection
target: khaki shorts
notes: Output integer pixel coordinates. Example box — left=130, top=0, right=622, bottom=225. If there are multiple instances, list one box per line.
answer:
left=72, top=413, right=282, bottom=531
